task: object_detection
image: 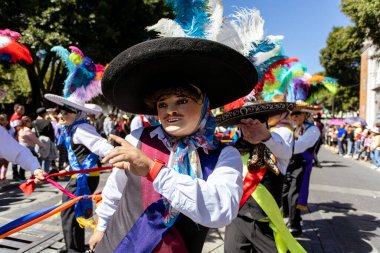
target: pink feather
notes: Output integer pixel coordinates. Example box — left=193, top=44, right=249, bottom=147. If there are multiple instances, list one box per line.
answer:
left=0, top=29, right=21, bottom=41
left=68, top=46, right=85, bottom=58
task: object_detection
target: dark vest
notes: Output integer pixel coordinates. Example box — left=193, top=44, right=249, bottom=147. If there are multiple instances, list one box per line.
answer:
left=96, top=126, right=223, bottom=253
left=239, top=171, right=284, bottom=221
left=70, top=137, right=92, bottom=165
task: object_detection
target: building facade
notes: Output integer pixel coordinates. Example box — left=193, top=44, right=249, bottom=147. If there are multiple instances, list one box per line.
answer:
left=360, top=41, right=380, bottom=128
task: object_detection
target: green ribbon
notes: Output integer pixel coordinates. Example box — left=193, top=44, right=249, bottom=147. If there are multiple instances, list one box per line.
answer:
left=252, top=183, right=307, bottom=253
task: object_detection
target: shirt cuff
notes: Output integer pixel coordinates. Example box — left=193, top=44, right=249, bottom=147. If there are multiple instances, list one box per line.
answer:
left=262, top=133, right=275, bottom=147
left=96, top=218, right=108, bottom=232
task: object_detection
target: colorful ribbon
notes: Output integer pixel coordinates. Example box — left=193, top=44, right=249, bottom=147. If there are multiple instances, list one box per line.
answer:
left=1, top=166, right=112, bottom=239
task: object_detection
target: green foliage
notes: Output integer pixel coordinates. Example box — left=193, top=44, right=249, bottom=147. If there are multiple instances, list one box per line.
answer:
left=0, top=65, right=31, bottom=103
left=0, top=0, right=171, bottom=107
left=341, top=0, right=380, bottom=50
left=319, top=26, right=363, bottom=114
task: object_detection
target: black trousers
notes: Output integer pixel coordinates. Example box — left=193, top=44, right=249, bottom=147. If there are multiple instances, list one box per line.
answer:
left=12, top=164, right=25, bottom=180
left=282, top=164, right=304, bottom=228
left=224, top=216, right=278, bottom=253
left=61, top=176, right=99, bottom=253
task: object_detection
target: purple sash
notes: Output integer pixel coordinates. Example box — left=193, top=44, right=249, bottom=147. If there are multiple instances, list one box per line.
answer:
left=297, top=151, right=313, bottom=207
left=114, top=142, right=222, bottom=253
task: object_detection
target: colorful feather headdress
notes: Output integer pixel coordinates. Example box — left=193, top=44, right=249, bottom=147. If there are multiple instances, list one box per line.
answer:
left=220, top=8, right=295, bottom=108
left=44, top=46, right=104, bottom=114
left=147, top=0, right=223, bottom=40
left=0, top=29, right=33, bottom=64
left=306, top=74, right=338, bottom=102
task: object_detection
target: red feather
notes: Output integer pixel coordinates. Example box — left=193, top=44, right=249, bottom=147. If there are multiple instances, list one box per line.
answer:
left=224, top=97, right=246, bottom=111
left=254, top=57, right=298, bottom=94
left=0, top=40, right=33, bottom=64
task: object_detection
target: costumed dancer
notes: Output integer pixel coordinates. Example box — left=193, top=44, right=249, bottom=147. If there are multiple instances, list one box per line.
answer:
left=283, top=73, right=338, bottom=236
left=283, top=105, right=320, bottom=236
left=44, top=45, right=114, bottom=253
left=0, top=88, right=44, bottom=184
left=89, top=36, right=257, bottom=252
left=220, top=98, right=300, bottom=253
left=205, top=8, right=303, bottom=252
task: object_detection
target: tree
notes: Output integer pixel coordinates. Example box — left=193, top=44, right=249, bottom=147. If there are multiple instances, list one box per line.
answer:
left=0, top=0, right=171, bottom=108
left=319, top=26, right=364, bottom=115
left=341, top=0, right=380, bottom=50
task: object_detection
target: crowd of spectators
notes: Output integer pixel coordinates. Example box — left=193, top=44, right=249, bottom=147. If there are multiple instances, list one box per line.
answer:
left=324, top=122, right=380, bottom=170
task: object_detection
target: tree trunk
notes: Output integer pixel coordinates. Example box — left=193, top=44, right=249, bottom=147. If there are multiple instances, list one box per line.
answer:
left=25, top=64, right=43, bottom=110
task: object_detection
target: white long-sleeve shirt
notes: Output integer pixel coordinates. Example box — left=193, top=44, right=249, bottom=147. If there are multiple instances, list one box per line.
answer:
left=294, top=124, right=320, bottom=154
left=72, top=123, right=114, bottom=157
left=63, top=123, right=114, bottom=171
left=0, top=125, right=40, bottom=173
left=96, top=127, right=243, bottom=231
left=263, top=126, right=294, bottom=175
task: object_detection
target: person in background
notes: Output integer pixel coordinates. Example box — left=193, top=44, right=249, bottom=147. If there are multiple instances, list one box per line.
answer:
left=283, top=109, right=320, bottom=236
left=10, top=103, right=25, bottom=128
left=362, top=130, right=372, bottom=161
left=344, top=125, right=355, bottom=158
left=16, top=116, right=46, bottom=157
left=0, top=114, right=13, bottom=182
left=353, top=123, right=363, bottom=159
left=337, top=124, right=347, bottom=155
left=103, top=113, right=115, bottom=137
left=94, top=113, right=106, bottom=138
left=369, top=127, right=380, bottom=170
left=10, top=103, right=25, bottom=180
left=130, top=114, right=160, bottom=132
left=33, top=107, right=55, bottom=173
left=116, top=115, right=131, bottom=139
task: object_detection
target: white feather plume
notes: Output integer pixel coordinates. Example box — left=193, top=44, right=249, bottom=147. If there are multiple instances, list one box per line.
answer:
left=0, top=35, right=11, bottom=48
left=216, top=21, right=244, bottom=54
left=204, top=0, right=224, bottom=41
left=146, top=18, right=187, bottom=38
left=254, top=45, right=282, bottom=65
left=229, top=8, right=265, bottom=56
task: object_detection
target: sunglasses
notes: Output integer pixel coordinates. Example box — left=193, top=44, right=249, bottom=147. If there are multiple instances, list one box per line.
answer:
left=56, top=105, right=77, bottom=115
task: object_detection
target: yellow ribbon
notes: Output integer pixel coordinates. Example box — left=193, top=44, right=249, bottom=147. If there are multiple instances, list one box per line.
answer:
left=252, top=183, right=306, bottom=253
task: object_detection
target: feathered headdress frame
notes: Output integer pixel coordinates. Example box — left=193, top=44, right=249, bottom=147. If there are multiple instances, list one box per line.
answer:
left=45, top=46, right=105, bottom=115
left=51, top=45, right=104, bottom=102
left=0, top=29, right=33, bottom=64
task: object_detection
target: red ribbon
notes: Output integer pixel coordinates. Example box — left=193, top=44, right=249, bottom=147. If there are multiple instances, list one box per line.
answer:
left=19, top=166, right=113, bottom=197
left=239, top=168, right=267, bottom=208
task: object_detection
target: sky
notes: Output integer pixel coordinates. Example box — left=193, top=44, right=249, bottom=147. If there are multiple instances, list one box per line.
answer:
left=223, top=0, right=352, bottom=74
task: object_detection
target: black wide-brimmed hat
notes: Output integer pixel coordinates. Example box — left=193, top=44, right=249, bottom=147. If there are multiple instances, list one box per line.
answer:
left=215, top=102, right=295, bottom=126
left=102, top=37, right=258, bottom=115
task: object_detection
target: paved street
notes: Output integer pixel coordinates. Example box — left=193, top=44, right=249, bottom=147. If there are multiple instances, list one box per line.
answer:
left=1, top=146, right=380, bottom=252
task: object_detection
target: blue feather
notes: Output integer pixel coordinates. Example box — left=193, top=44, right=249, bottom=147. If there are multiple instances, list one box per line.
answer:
left=166, top=0, right=209, bottom=38
left=249, top=39, right=276, bottom=56
left=63, top=57, right=96, bottom=98
left=51, top=46, right=75, bottom=72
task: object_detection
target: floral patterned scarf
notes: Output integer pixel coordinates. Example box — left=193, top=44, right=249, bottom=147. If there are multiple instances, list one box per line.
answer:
left=162, top=96, right=218, bottom=226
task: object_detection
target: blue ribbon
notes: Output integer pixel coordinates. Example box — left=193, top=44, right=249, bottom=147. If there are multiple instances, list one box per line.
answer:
left=62, top=119, right=98, bottom=218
